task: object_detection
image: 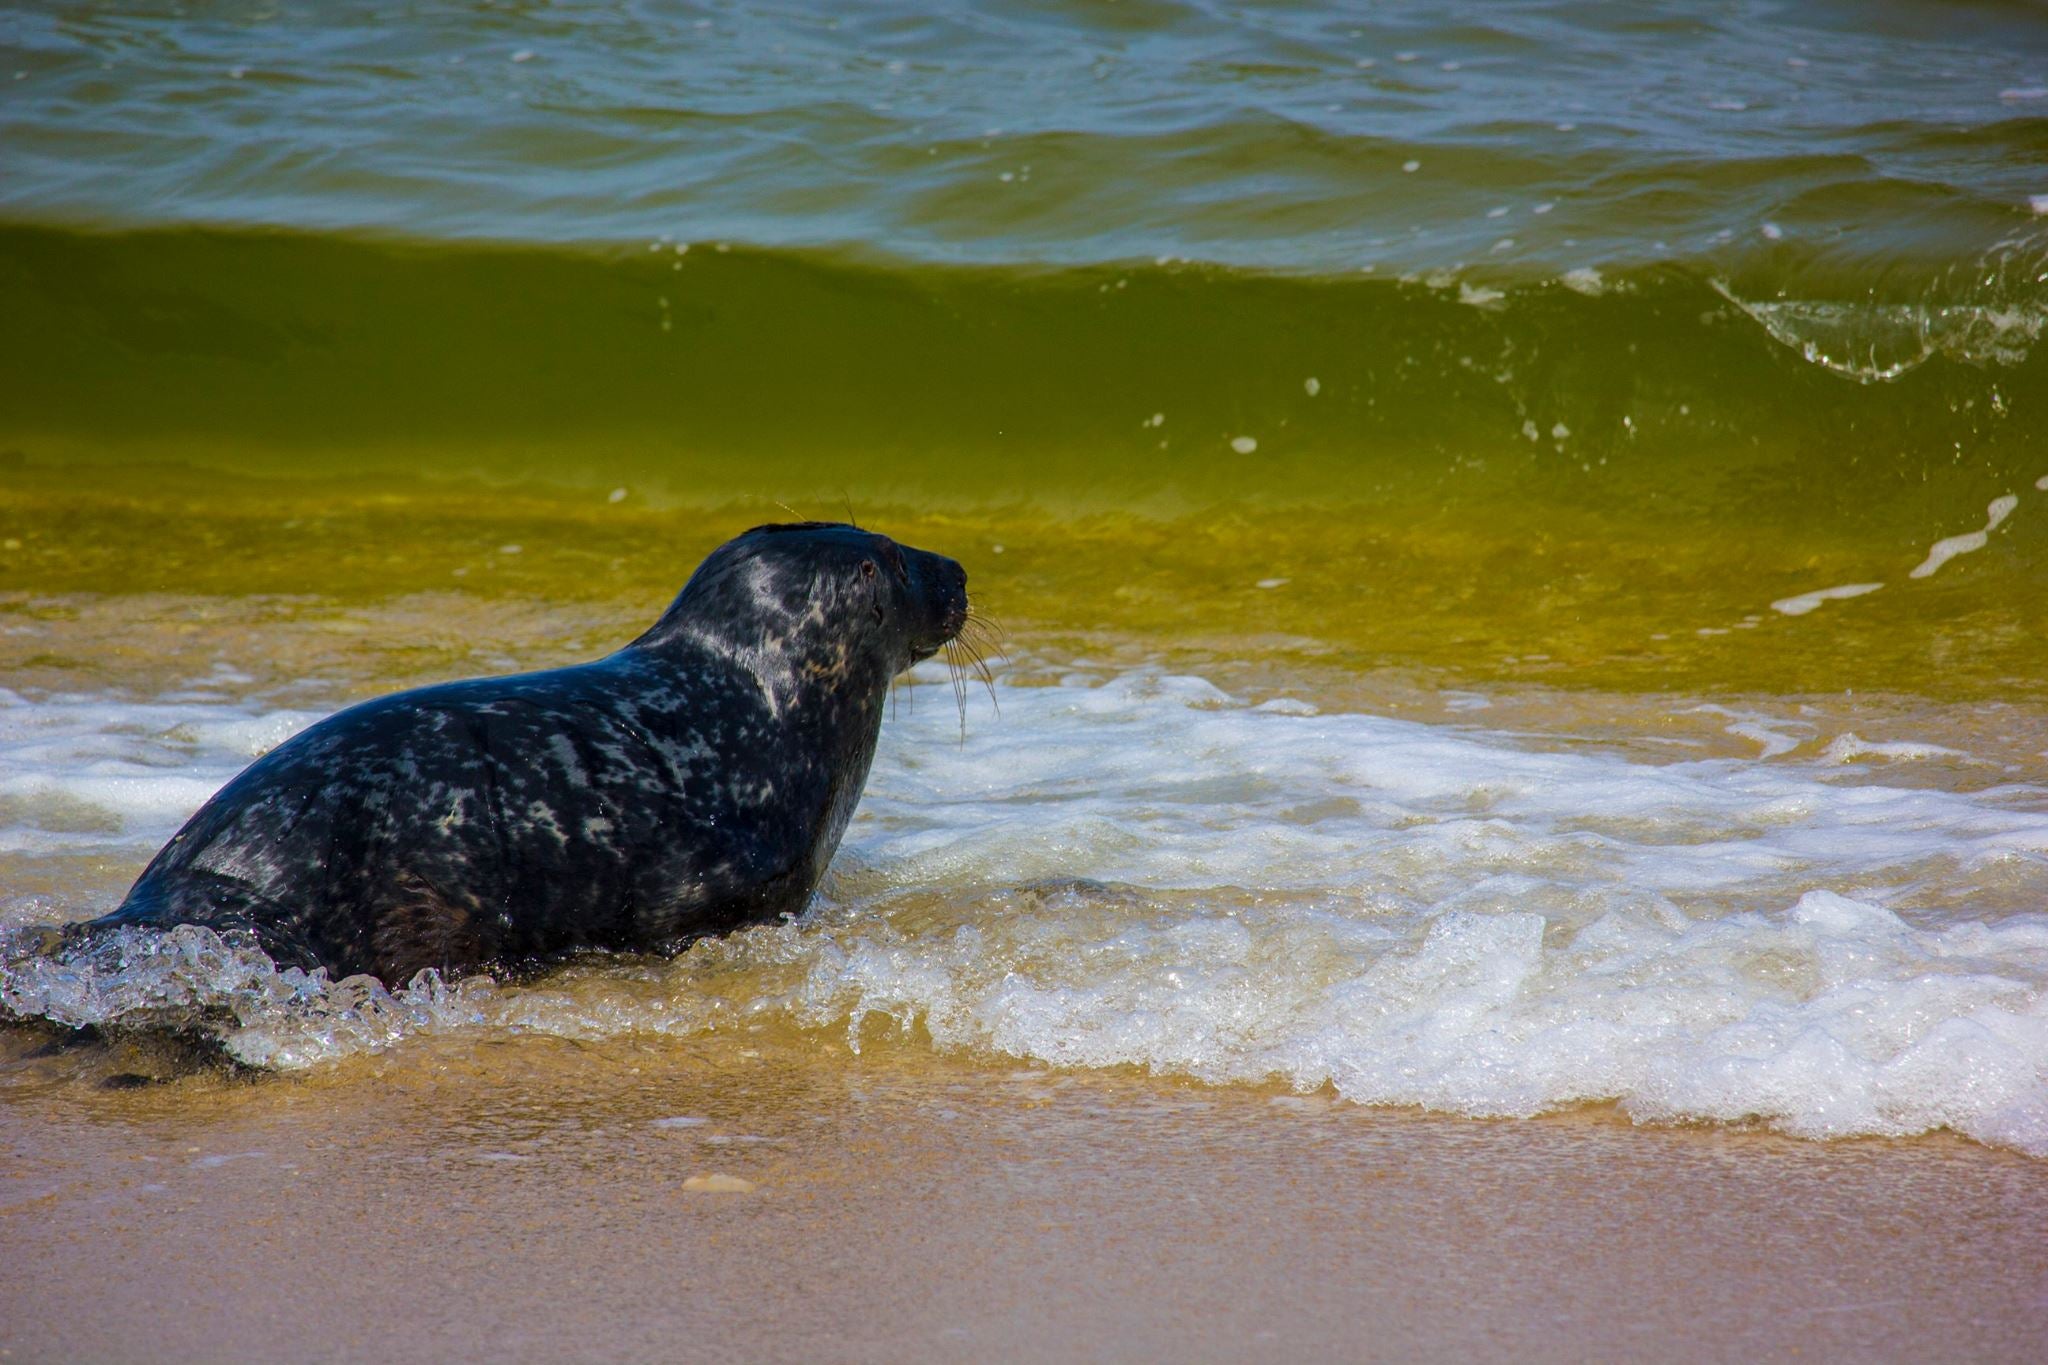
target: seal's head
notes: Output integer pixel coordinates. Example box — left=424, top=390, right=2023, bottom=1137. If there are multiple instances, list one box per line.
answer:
left=640, top=522, right=969, bottom=681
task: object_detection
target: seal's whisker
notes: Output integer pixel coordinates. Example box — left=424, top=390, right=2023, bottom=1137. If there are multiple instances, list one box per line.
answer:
left=959, top=622, right=999, bottom=669
left=958, top=616, right=1002, bottom=659
left=942, top=639, right=970, bottom=742
left=888, top=665, right=922, bottom=720
left=951, top=616, right=1002, bottom=707
left=953, top=634, right=1000, bottom=711
left=962, top=608, right=1009, bottom=647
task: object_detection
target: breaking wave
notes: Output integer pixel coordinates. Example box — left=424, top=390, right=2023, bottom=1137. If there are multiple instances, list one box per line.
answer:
left=7, top=670, right=2048, bottom=1156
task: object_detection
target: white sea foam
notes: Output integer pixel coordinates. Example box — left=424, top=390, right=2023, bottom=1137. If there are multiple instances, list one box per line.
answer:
left=1910, top=494, right=2018, bottom=580
left=0, top=692, right=322, bottom=857
left=1769, top=582, right=1882, bottom=617
left=1558, top=267, right=1605, bottom=296
left=5, top=673, right=2048, bottom=1156
left=1819, top=733, right=1967, bottom=764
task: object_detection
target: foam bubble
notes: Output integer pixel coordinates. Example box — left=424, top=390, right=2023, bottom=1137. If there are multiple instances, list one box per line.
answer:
left=1689, top=703, right=1809, bottom=758
left=1820, top=733, right=1966, bottom=764
left=1769, top=582, right=1882, bottom=616
left=802, top=678, right=2048, bottom=1153
left=1910, top=494, right=2018, bottom=579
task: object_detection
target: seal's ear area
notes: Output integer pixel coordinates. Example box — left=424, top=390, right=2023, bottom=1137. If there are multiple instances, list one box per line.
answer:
left=686, top=523, right=851, bottom=591
left=742, top=520, right=846, bottom=536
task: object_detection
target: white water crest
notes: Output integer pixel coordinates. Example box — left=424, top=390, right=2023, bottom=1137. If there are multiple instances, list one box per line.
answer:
left=5, top=671, right=2048, bottom=1155
left=0, top=688, right=322, bottom=859
left=1710, top=224, right=2048, bottom=381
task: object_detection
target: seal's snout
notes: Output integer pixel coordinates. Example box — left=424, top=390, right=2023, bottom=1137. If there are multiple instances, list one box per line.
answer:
left=905, top=547, right=969, bottom=661
left=936, top=558, right=969, bottom=640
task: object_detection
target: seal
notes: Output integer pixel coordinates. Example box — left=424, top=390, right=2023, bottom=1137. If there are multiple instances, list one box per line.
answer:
left=78, top=523, right=969, bottom=987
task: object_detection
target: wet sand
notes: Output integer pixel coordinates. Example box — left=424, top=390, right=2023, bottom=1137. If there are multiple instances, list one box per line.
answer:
left=3, top=1030, right=2043, bottom=1363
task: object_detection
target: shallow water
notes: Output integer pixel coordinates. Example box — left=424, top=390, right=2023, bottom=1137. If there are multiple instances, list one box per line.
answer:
left=4, top=0, right=2048, bottom=1175
left=7, top=644, right=2048, bottom=1155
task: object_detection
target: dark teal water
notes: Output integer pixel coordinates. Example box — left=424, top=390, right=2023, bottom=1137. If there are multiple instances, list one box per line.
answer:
left=4, top=0, right=2046, bottom=287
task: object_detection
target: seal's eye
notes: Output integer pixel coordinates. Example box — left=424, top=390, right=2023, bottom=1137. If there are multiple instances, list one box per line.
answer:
left=860, top=560, right=878, bottom=581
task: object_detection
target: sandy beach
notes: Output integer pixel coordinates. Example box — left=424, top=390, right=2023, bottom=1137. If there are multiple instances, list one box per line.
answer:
left=4, top=1028, right=2043, bottom=1363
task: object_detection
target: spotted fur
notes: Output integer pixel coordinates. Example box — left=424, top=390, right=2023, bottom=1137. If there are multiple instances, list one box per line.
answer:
left=85, top=523, right=969, bottom=986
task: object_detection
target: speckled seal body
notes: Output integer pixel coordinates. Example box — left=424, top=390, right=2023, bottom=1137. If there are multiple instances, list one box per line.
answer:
left=85, top=524, right=969, bottom=986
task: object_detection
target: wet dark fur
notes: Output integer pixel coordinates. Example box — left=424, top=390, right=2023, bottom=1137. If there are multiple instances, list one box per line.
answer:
left=78, top=523, right=968, bottom=987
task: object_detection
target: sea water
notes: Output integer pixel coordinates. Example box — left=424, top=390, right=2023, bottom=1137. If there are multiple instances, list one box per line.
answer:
left=5, top=663, right=2047, bottom=1154
left=4, top=0, right=2048, bottom=1157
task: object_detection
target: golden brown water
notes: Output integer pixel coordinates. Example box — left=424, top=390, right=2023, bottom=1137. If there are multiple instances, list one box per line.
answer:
left=6, top=456, right=2046, bottom=704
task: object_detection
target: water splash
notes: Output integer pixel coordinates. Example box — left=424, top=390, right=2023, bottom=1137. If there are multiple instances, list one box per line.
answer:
left=1714, top=292, right=2044, bottom=383
left=0, top=923, right=497, bottom=1068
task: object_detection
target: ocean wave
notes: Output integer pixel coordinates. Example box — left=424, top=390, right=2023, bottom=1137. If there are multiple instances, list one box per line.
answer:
left=5, top=0, right=2047, bottom=276
left=7, top=669, right=2048, bottom=1156
left=4, top=224, right=2043, bottom=502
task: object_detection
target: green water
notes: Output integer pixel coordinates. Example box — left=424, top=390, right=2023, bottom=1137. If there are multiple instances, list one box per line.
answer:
left=4, top=219, right=2045, bottom=700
